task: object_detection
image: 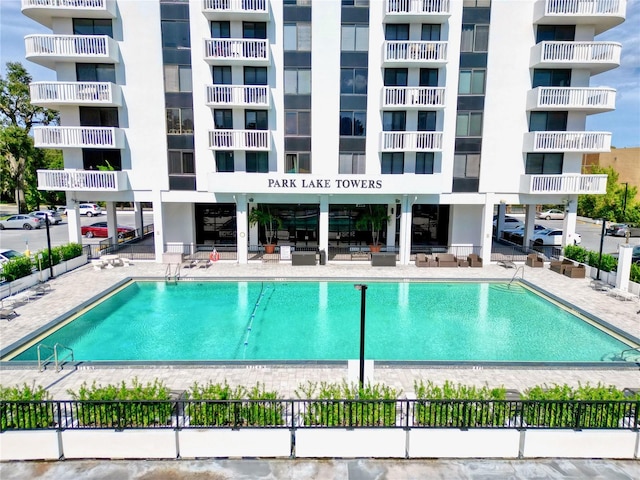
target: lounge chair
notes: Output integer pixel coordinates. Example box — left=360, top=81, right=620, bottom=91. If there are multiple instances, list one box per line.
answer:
left=525, top=253, right=543, bottom=268
left=435, top=253, right=458, bottom=267
left=197, top=259, right=212, bottom=268
left=0, top=308, right=18, bottom=320
left=467, top=254, right=483, bottom=268
left=590, top=279, right=612, bottom=291
left=30, top=283, right=51, bottom=297
left=182, top=259, right=198, bottom=269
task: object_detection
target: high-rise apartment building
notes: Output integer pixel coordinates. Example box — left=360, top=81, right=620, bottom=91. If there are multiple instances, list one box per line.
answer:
left=23, top=0, right=627, bottom=264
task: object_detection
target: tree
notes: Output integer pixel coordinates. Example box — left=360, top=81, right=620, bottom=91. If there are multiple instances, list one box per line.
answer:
left=248, top=205, right=283, bottom=248
left=355, top=205, right=391, bottom=247
left=0, top=62, right=58, bottom=211
left=577, top=165, right=639, bottom=222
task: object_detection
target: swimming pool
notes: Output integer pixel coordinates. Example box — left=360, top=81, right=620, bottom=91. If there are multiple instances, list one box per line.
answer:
left=7, top=280, right=635, bottom=363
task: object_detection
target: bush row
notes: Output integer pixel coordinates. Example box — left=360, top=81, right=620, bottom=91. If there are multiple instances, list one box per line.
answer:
left=0, top=243, right=83, bottom=282
left=564, top=244, right=640, bottom=282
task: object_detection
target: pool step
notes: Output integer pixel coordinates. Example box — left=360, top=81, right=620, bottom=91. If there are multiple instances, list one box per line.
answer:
left=490, top=283, right=527, bottom=294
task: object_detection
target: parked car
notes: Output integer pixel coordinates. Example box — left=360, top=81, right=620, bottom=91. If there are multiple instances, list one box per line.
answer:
left=503, top=224, right=546, bottom=243
left=29, top=210, right=62, bottom=225
left=610, top=245, right=640, bottom=264
left=0, top=214, right=43, bottom=230
left=81, top=222, right=134, bottom=239
left=55, top=206, right=67, bottom=216
left=493, top=217, right=524, bottom=228
left=606, top=223, right=640, bottom=237
left=536, top=209, right=565, bottom=220
left=0, top=249, right=24, bottom=264
left=531, top=229, right=581, bottom=246
left=78, top=203, right=103, bottom=217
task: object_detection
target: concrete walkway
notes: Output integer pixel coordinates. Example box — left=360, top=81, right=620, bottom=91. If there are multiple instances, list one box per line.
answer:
left=1, top=259, right=638, bottom=398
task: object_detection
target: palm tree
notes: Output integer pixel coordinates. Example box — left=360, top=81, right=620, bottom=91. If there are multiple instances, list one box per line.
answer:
left=355, top=205, right=391, bottom=249
left=248, top=205, right=283, bottom=251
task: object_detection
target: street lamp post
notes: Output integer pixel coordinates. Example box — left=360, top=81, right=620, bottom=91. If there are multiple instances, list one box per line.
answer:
left=45, top=216, right=54, bottom=278
left=596, top=218, right=606, bottom=280
left=621, top=182, right=629, bottom=221
left=354, top=284, right=368, bottom=388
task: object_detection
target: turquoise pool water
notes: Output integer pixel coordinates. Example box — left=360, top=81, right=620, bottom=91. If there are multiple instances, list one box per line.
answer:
left=10, top=281, right=631, bottom=362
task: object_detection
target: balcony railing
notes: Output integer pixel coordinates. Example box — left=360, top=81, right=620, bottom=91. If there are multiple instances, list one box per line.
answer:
left=29, top=81, right=121, bottom=107
left=204, top=39, right=269, bottom=65
left=380, top=132, right=443, bottom=152
left=21, top=0, right=115, bottom=28
left=25, top=34, right=119, bottom=67
left=385, top=0, right=451, bottom=18
left=209, top=130, right=270, bottom=150
left=202, top=0, right=269, bottom=20
left=383, top=41, right=447, bottom=65
left=531, top=41, right=621, bottom=74
left=37, top=169, right=130, bottom=192
left=527, top=87, right=615, bottom=112
left=522, top=174, right=608, bottom=194
left=382, top=87, right=445, bottom=109
left=33, top=126, right=125, bottom=149
left=206, top=85, right=269, bottom=107
left=537, top=0, right=626, bottom=34
left=523, top=131, right=611, bottom=153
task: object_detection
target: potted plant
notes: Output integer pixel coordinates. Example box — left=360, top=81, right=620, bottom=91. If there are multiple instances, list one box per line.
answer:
left=355, top=205, right=391, bottom=252
left=248, top=205, right=283, bottom=254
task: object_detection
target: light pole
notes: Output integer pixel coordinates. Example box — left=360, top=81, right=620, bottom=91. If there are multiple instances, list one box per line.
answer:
left=354, top=284, right=368, bottom=388
left=596, top=218, right=606, bottom=280
left=621, top=182, right=629, bottom=221
left=45, top=216, right=54, bottom=279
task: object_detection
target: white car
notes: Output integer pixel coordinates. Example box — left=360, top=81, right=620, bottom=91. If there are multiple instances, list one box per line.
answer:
left=29, top=210, right=62, bottom=225
left=0, top=249, right=24, bottom=264
left=536, top=209, right=565, bottom=220
left=78, top=203, right=103, bottom=217
left=532, top=229, right=581, bottom=246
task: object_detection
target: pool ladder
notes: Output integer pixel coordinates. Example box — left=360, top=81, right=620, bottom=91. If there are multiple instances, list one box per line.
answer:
left=37, top=343, right=74, bottom=372
left=509, top=266, right=525, bottom=288
left=165, top=263, right=180, bottom=283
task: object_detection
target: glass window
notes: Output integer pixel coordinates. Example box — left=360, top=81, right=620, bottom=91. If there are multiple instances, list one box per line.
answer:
left=421, top=24, right=441, bottom=41
left=458, top=69, right=485, bottom=94
left=461, top=24, right=489, bottom=52
left=419, top=68, right=438, bottom=87
left=341, top=68, right=368, bottom=94
left=79, top=107, right=118, bottom=127
left=244, top=67, right=267, bottom=85
left=536, top=25, right=575, bottom=43
left=341, top=25, right=369, bottom=51
left=417, top=111, right=436, bottom=131
left=284, top=23, right=311, bottom=51
left=211, top=21, right=230, bottom=38
left=532, top=69, right=571, bottom=88
left=525, top=153, right=563, bottom=174
left=339, top=153, right=366, bottom=174
left=76, top=63, right=115, bottom=83
left=383, top=111, right=406, bottom=131
left=384, top=68, right=408, bottom=87
left=246, top=152, right=269, bottom=172
left=286, top=153, right=311, bottom=173
left=243, top=22, right=267, bottom=39
left=453, top=154, right=480, bottom=178
left=456, top=112, right=482, bottom=136
left=416, top=152, right=434, bottom=174
left=169, top=150, right=195, bottom=174
left=214, top=109, right=233, bottom=129
left=340, top=111, right=366, bottom=136
left=213, top=66, right=232, bottom=85
left=162, top=20, right=190, bottom=48
left=381, top=152, right=404, bottom=174
left=284, top=69, right=311, bottom=94
left=245, top=110, right=268, bottom=130
left=164, top=65, right=192, bottom=92
left=529, top=111, right=567, bottom=132
left=73, top=18, right=113, bottom=37
left=286, top=111, right=311, bottom=135
left=215, top=151, right=234, bottom=172
left=385, top=24, right=409, bottom=41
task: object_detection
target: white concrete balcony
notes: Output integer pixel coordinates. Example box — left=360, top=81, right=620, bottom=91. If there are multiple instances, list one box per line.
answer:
left=21, top=0, right=116, bottom=28
left=531, top=41, right=621, bottom=74
left=384, top=0, right=451, bottom=22
left=204, top=39, right=269, bottom=65
left=527, top=87, right=615, bottom=113
left=37, top=169, right=130, bottom=192
left=380, top=131, right=443, bottom=152
left=521, top=174, right=607, bottom=194
left=202, top=0, right=269, bottom=21
left=523, top=131, right=611, bottom=153
left=381, top=86, right=445, bottom=109
left=383, top=41, right=447, bottom=66
left=30, top=81, right=121, bottom=107
left=209, top=130, right=270, bottom=151
left=206, top=85, right=269, bottom=108
left=534, top=0, right=626, bottom=34
left=33, top=126, right=125, bottom=149
left=25, top=34, right=119, bottom=68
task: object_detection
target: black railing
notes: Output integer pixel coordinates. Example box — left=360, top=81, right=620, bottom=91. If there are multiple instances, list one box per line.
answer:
left=2, top=399, right=637, bottom=431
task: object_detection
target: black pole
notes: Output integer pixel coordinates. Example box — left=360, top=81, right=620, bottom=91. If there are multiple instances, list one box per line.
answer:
left=45, top=216, right=54, bottom=278
left=357, top=284, right=368, bottom=388
left=622, top=182, right=629, bottom=221
left=596, top=218, right=606, bottom=280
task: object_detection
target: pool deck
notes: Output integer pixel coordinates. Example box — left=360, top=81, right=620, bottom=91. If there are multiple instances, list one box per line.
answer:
left=1, top=260, right=639, bottom=398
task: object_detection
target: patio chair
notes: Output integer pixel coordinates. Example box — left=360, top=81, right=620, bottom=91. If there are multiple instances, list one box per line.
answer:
left=563, top=264, right=585, bottom=278
left=525, top=253, right=544, bottom=268
left=467, top=254, right=483, bottom=268
left=0, top=308, right=18, bottom=320
left=435, top=253, right=458, bottom=267
left=415, top=253, right=435, bottom=267
left=550, top=259, right=574, bottom=274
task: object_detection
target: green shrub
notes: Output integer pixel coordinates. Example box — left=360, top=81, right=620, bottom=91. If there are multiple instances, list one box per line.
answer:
left=0, top=383, right=53, bottom=430
left=295, top=381, right=401, bottom=427
left=0, top=256, right=34, bottom=282
left=413, top=380, right=507, bottom=427
left=55, top=242, right=83, bottom=261
left=34, top=248, right=62, bottom=270
left=631, top=263, right=640, bottom=283
left=564, top=245, right=588, bottom=264
left=186, top=381, right=282, bottom=427
left=67, top=378, right=172, bottom=427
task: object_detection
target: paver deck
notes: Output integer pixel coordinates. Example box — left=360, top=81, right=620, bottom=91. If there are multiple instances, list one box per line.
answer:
left=1, top=259, right=639, bottom=398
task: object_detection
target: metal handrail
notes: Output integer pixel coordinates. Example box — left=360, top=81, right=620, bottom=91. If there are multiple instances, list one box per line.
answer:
left=37, top=343, right=55, bottom=372
left=53, top=343, right=74, bottom=372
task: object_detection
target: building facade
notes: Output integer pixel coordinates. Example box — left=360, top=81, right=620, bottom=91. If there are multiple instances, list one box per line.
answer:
left=23, top=0, right=627, bottom=263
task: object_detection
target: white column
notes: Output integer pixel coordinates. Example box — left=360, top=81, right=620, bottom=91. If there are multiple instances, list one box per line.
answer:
left=398, top=196, right=412, bottom=265
left=66, top=202, right=81, bottom=244
left=562, top=196, right=578, bottom=246
left=479, top=195, right=494, bottom=264
left=152, top=192, right=164, bottom=262
left=615, top=244, right=633, bottom=292
left=236, top=194, right=248, bottom=264
left=133, top=202, right=143, bottom=234
left=523, top=205, right=536, bottom=250
left=495, top=202, right=507, bottom=239
left=105, top=202, right=117, bottom=246
left=386, top=202, right=396, bottom=250
left=248, top=201, right=258, bottom=249
left=319, top=195, right=329, bottom=254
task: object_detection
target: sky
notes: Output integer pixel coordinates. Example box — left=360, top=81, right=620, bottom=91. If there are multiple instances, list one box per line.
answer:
left=0, top=0, right=638, bottom=148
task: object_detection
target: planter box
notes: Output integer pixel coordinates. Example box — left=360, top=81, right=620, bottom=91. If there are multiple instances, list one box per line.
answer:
left=409, top=429, right=520, bottom=458
left=52, top=254, right=88, bottom=275
left=523, top=430, right=637, bottom=459
left=179, top=429, right=290, bottom=458
left=61, top=429, right=176, bottom=459
left=0, top=431, right=60, bottom=460
left=295, top=429, right=405, bottom=458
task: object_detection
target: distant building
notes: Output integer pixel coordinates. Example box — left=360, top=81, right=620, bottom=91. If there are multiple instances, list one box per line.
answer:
left=22, top=0, right=628, bottom=263
left=583, top=147, right=640, bottom=200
